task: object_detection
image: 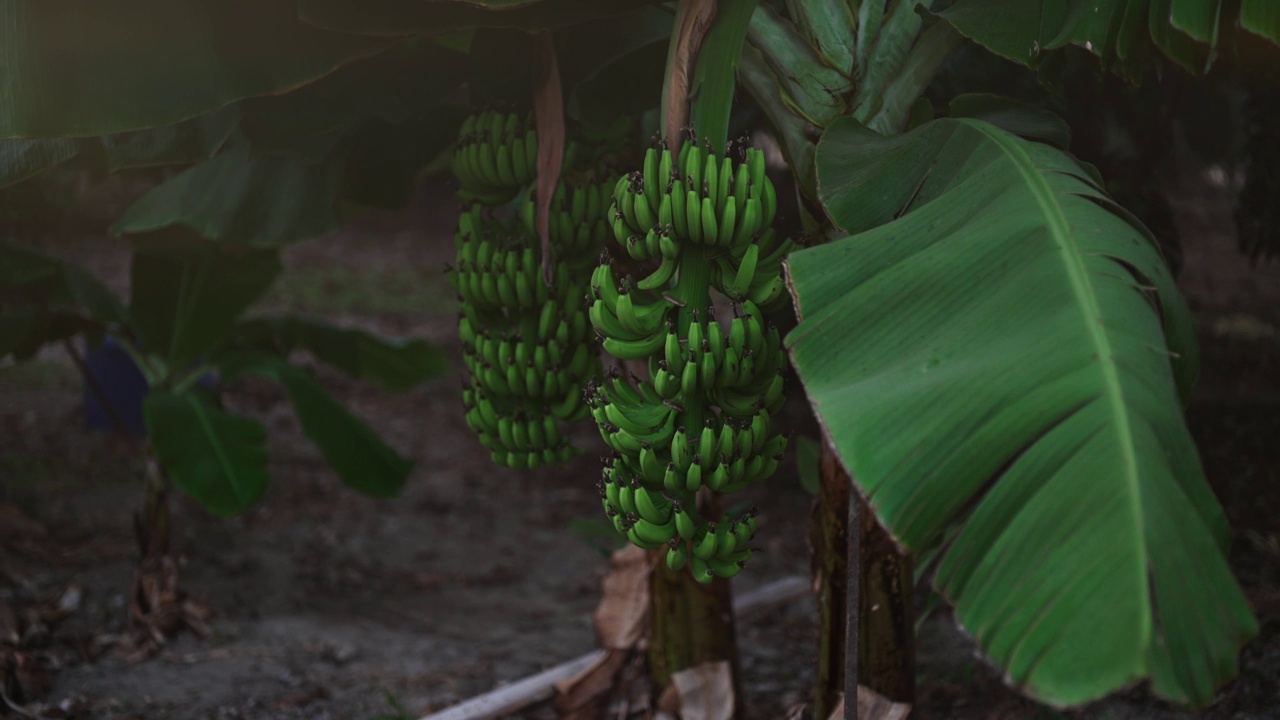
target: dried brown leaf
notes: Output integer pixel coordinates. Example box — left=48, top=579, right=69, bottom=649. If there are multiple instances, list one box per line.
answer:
left=825, top=686, right=913, bottom=720
left=664, top=0, right=717, bottom=146
left=857, top=686, right=912, bottom=720
left=670, top=660, right=734, bottom=720
left=125, top=555, right=211, bottom=659
left=656, top=682, right=681, bottom=716
left=552, top=648, right=630, bottom=719
left=533, top=31, right=564, bottom=286
left=592, top=546, right=652, bottom=650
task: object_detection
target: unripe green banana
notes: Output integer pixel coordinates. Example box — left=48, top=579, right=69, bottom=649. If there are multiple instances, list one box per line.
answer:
left=703, top=153, right=719, bottom=212
left=670, top=178, right=689, bottom=238
left=666, top=542, right=688, bottom=571
left=635, top=485, right=672, bottom=525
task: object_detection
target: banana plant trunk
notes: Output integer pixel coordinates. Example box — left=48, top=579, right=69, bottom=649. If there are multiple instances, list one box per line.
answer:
left=813, top=443, right=915, bottom=717
left=649, top=557, right=744, bottom=717
left=811, top=443, right=849, bottom=720
left=857, top=487, right=915, bottom=703
left=137, top=446, right=171, bottom=561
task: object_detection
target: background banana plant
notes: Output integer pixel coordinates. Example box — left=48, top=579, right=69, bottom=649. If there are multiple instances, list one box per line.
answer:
left=2, top=0, right=1276, bottom=712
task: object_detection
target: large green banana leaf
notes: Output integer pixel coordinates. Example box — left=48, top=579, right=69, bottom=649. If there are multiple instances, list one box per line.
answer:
left=144, top=388, right=270, bottom=517
left=0, top=139, right=79, bottom=188
left=0, top=240, right=124, bottom=359
left=112, top=140, right=345, bottom=246
left=785, top=115, right=1258, bottom=706
left=215, top=354, right=413, bottom=499
left=296, top=0, right=659, bottom=35
left=1241, top=0, right=1280, bottom=43
left=0, top=107, right=240, bottom=188
left=738, top=0, right=959, bottom=200
left=934, top=0, right=1280, bottom=76
left=0, top=1, right=390, bottom=139
left=128, top=242, right=282, bottom=374
left=226, top=315, right=447, bottom=392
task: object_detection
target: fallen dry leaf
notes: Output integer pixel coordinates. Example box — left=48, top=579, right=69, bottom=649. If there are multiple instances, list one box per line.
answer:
left=857, top=684, right=912, bottom=720
left=552, top=648, right=630, bottom=720
left=825, top=686, right=913, bottom=720
left=554, top=545, right=659, bottom=719
left=592, top=545, right=652, bottom=650
left=670, top=660, right=734, bottom=720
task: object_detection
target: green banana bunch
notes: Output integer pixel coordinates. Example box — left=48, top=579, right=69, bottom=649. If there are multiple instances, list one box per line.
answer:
left=450, top=109, right=579, bottom=206
left=453, top=206, right=574, bottom=313
left=590, top=138, right=794, bottom=582
left=607, top=140, right=800, bottom=310
left=519, top=180, right=616, bottom=257
left=449, top=111, right=611, bottom=471
left=453, top=206, right=600, bottom=470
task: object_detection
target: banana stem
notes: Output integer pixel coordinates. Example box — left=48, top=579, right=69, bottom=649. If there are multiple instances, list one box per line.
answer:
left=642, top=3, right=757, bottom=714
left=649, top=545, right=742, bottom=715
left=673, top=244, right=713, bottom=430
left=687, top=0, right=758, bottom=152
left=139, top=443, right=171, bottom=561
left=646, top=229, right=743, bottom=714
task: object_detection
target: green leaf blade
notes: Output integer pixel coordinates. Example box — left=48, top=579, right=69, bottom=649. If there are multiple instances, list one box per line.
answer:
left=230, top=357, right=412, bottom=498
left=144, top=389, right=269, bottom=516
left=296, top=0, right=659, bottom=36
left=791, top=116, right=1257, bottom=707
left=230, top=315, right=447, bottom=391
left=128, top=244, right=281, bottom=372
left=935, top=0, right=1243, bottom=76
left=113, top=142, right=343, bottom=246
left=1170, top=0, right=1222, bottom=43
left=1241, top=0, right=1280, bottom=43
left=98, top=105, right=240, bottom=171
left=0, top=138, right=79, bottom=188
left=0, top=0, right=390, bottom=139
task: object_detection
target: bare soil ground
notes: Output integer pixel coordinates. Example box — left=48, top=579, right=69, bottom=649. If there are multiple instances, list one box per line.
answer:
left=1, top=169, right=1277, bottom=720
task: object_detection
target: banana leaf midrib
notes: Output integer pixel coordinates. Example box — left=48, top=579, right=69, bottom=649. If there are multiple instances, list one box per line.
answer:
left=183, top=392, right=251, bottom=506
left=958, top=118, right=1150, bottom=595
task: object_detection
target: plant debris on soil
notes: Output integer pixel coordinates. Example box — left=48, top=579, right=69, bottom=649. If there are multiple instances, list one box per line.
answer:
left=1, top=171, right=1278, bottom=720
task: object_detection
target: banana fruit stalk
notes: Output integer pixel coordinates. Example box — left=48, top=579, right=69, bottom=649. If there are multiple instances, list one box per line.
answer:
left=450, top=111, right=611, bottom=470
left=591, top=139, right=795, bottom=582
